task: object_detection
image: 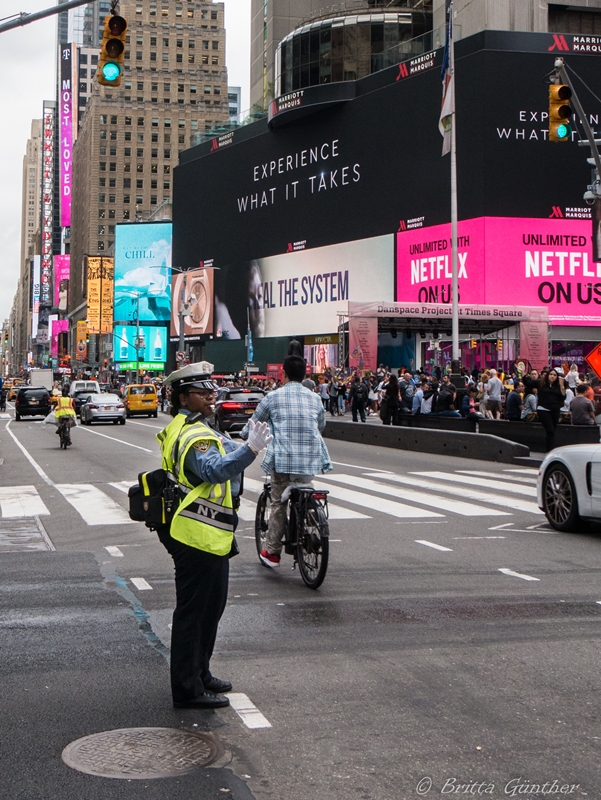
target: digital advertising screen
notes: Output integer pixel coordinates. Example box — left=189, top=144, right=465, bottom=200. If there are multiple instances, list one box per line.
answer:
left=53, top=254, right=70, bottom=310
left=396, top=217, right=600, bottom=326
left=113, top=325, right=168, bottom=363
left=114, top=223, right=172, bottom=323
left=170, top=268, right=214, bottom=340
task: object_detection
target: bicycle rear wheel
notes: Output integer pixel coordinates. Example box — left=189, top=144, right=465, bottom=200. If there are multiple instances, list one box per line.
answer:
left=297, top=500, right=329, bottom=589
left=254, top=488, right=271, bottom=561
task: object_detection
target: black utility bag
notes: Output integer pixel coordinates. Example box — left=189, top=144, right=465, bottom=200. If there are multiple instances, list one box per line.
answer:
left=128, top=468, right=179, bottom=531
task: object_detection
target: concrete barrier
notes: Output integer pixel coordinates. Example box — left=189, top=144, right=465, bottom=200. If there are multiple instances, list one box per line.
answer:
left=479, top=419, right=600, bottom=450
left=323, top=420, right=530, bottom=463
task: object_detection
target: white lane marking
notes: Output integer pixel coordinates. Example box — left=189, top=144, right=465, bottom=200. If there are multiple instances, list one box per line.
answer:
left=489, top=522, right=514, bottom=530
left=109, top=480, right=136, bottom=494
left=105, top=546, right=124, bottom=557
left=454, top=536, right=506, bottom=539
left=0, top=413, right=10, bottom=420
left=242, top=476, right=371, bottom=519
left=372, top=473, right=542, bottom=515
left=597, top=602, right=601, bottom=606
left=77, top=425, right=155, bottom=453
left=5, top=421, right=54, bottom=486
left=411, top=471, right=537, bottom=498
left=504, top=468, right=539, bottom=474
left=130, top=577, right=153, bottom=590
left=331, top=460, right=393, bottom=473
left=55, top=484, right=135, bottom=526
left=0, top=485, right=50, bottom=517
left=457, top=469, right=537, bottom=485
left=238, top=497, right=258, bottom=521
left=415, top=540, right=453, bottom=551
left=314, top=481, right=442, bottom=519
left=125, top=419, right=164, bottom=429
left=498, top=568, right=540, bottom=582
left=322, top=473, right=510, bottom=517
left=228, top=693, right=272, bottom=729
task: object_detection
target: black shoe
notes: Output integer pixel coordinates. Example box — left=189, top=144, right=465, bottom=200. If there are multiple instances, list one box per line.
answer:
left=204, top=677, right=232, bottom=694
left=173, top=691, right=230, bottom=709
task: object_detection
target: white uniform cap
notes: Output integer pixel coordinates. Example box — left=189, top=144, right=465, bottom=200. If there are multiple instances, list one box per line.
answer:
left=163, top=361, right=219, bottom=390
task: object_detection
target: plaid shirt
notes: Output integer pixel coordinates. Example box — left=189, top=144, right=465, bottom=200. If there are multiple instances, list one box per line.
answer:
left=243, top=382, right=333, bottom=476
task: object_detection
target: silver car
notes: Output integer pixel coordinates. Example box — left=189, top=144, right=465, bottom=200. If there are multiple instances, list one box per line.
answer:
left=537, top=444, right=601, bottom=531
left=80, top=393, right=126, bottom=425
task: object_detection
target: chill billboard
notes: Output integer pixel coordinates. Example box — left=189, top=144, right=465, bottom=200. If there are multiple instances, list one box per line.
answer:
left=397, top=217, right=601, bottom=326
left=114, top=223, right=172, bottom=323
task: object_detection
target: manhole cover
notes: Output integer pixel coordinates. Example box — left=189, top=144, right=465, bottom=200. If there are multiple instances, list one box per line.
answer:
left=62, top=727, right=224, bottom=779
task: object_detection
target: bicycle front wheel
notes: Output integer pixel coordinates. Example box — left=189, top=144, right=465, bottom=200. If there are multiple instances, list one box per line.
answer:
left=254, top=488, right=271, bottom=561
left=297, top=500, right=329, bottom=589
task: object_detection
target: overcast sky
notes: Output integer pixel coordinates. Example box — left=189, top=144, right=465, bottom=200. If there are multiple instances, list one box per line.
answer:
left=0, top=0, right=251, bottom=324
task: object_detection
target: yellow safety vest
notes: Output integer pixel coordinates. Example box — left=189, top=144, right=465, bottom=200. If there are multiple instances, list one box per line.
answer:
left=156, top=414, right=235, bottom=556
left=55, top=396, right=76, bottom=418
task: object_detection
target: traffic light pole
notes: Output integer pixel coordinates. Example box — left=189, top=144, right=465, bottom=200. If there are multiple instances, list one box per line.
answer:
left=554, top=58, right=601, bottom=185
left=0, top=0, right=93, bottom=35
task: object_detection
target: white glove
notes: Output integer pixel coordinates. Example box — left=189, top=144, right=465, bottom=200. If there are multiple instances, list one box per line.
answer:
left=246, top=419, right=273, bottom=454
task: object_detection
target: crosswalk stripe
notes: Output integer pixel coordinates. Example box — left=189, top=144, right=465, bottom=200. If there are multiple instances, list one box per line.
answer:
left=242, top=476, right=371, bottom=519
left=456, top=470, right=537, bottom=485
left=320, top=474, right=511, bottom=517
left=411, top=471, right=537, bottom=498
left=314, top=481, right=442, bottom=519
left=370, top=473, right=542, bottom=515
left=55, top=484, right=134, bottom=526
left=238, top=496, right=258, bottom=521
left=109, top=480, right=136, bottom=494
left=0, top=485, right=50, bottom=518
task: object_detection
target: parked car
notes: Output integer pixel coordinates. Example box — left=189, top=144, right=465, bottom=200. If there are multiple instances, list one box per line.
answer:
left=214, top=387, right=266, bottom=433
left=14, top=387, right=52, bottom=420
left=124, top=384, right=158, bottom=418
left=80, top=393, right=126, bottom=425
left=72, top=390, right=95, bottom=417
left=537, top=444, right=601, bottom=531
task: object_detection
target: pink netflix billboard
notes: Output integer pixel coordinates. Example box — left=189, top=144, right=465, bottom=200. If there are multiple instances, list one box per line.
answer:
left=397, top=217, right=601, bottom=326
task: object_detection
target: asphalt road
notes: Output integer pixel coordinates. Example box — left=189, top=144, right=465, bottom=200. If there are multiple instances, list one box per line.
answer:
left=0, top=404, right=600, bottom=800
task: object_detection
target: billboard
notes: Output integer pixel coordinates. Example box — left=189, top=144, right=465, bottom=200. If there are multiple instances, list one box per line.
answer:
left=31, top=256, right=41, bottom=337
left=54, top=254, right=70, bottom=310
left=59, top=43, right=73, bottom=227
left=113, top=325, right=167, bottom=364
left=396, top=217, right=601, bottom=326
left=75, top=320, right=88, bottom=362
left=41, top=102, right=55, bottom=307
left=87, top=257, right=114, bottom=334
left=170, top=268, right=214, bottom=340
left=51, top=318, right=68, bottom=358
left=114, top=223, right=172, bottom=323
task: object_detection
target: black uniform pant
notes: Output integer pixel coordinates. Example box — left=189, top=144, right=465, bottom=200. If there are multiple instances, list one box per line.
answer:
left=158, top=527, right=229, bottom=702
left=537, top=408, right=561, bottom=452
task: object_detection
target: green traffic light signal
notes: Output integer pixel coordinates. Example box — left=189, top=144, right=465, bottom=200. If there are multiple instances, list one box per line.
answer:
left=549, top=84, right=573, bottom=142
left=101, top=62, right=121, bottom=82
left=98, top=15, right=127, bottom=87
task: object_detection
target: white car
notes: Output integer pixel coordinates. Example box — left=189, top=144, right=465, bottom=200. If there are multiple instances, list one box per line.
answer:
left=537, top=444, right=601, bottom=531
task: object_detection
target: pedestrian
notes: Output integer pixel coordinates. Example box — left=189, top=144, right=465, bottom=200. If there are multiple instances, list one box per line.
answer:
left=412, top=378, right=427, bottom=415
left=520, top=386, right=538, bottom=421
left=523, top=369, right=540, bottom=397
left=328, top=377, right=340, bottom=416
left=536, top=368, right=566, bottom=451
left=302, top=374, right=316, bottom=392
left=380, top=374, right=400, bottom=425
left=433, top=375, right=461, bottom=417
left=505, top=381, right=524, bottom=421
left=566, top=364, right=581, bottom=390
left=421, top=380, right=437, bottom=414
left=349, top=376, right=368, bottom=422
left=486, top=368, right=503, bottom=419
left=160, top=383, right=167, bottom=412
left=570, top=384, right=596, bottom=425
left=157, top=362, right=272, bottom=709
left=461, top=385, right=483, bottom=418
left=318, top=379, right=330, bottom=412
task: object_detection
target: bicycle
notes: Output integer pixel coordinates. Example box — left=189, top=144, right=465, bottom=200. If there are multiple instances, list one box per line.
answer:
left=255, top=481, right=330, bottom=589
left=58, top=418, right=74, bottom=449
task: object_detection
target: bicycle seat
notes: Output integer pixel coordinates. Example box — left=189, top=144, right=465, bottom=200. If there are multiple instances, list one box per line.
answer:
left=281, top=482, right=315, bottom=503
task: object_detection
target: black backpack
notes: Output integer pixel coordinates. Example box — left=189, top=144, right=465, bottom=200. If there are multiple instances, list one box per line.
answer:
left=128, top=469, right=179, bottom=531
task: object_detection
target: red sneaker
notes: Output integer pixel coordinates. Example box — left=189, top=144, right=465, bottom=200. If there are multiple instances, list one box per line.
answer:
left=259, top=549, right=281, bottom=568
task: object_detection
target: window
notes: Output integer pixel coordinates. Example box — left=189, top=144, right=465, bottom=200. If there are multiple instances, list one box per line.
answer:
left=136, top=195, right=143, bottom=204
left=125, top=131, right=132, bottom=141
left=98, top=225, right=106, bottom=235
left=80, top=53, right=88, bottom=64
left=108, top=225, right=115, bottom=235
left=190, top=120, right=198, bottom=130
left=98, top=241, right=105, bottom=251
left=100, top=114, right=107, bottom=124
left=212, top=56, right=218, bottom=65
left=163, top=180, right=170, bottom=189
left=124, top=178, right=131, bottom=188
left=164, top=165, right=171, bottom=174
left=136, top=52, right=143, bottom=61
left=151, top=148, right=158, bottom=157
left=137, top=163, right=144, bottom=172
left=176, top=5, right=182, bottom=16
left=213, top=86, right=220, bottom=95
left=98, top=209, right=105, bottom=218
left=178, top=119, right=185, bottom=128
left=123, top=209, right=130, bottom=219
left=150, top=6, right=156, bottom=14
left=99, top=129, right=107, bottom=139
left=162, top=6, right=168, bottom=16
left=109, top=194, right=116, bottom=203
left=80, top=68, right=88, bottom=79
left=212, top=40, right=219, bottom=50
left=202, top=40, right=209, bottom=50
left=178, top=83, right=184, bottom=93
left=137, top=148, right=144, bottom=157
left=164, top=149, right=171, bottom=158
left=109, top=147, right=117, bottom=156
left=98, top=194, right=106, bottom=203
left=109, top=178, right=116, bottom=187
left=137, top=117, right=144, bottom=126
left=190, top=84, right=197, bottom=94
left=99, top=178, right=106, bottom=187
left=178, top=134, right=185, bottom=144
left=151, top=179, right=158, bottom=189
left=189, top=39, right=195, bottom=49
left=211, top=9, right=218, bottom=19
left=137, top=133, right=144, bottom=142
left=125, top=116, right=132, bottom=125
left=177, top=38, right=183, bottom=48
left=137, top=81, right=144, bottom=91
left=124, top=195, right=130, bottom=204
left=151, top=195, right=158, bottom=205
left=202, top=55, right=209, bottom=64
left=150, top=52, right=157, bottom=61
left=136, top=35, right=143, bottom=45
left=124, top=147, right=131, bottom=156
left=151, top=163, right=158, bottom=173
left=108, top=209, right=116, bottom=219
left=151, top=133, right=159, bottom=143
left=136, top=5, right=142, bottom=13
left=187, top=9, right=194, bottom=18
left=201, top=9, right=208, bottom=19
left=100, top=146, right=107, bottom=156
left=204, top=85, right=211, bottom=94
left=164, top=82, right=171, bottom=91
left=91, top=55, right=98, bottom=65
left=164, top=118, right=171, bottom=127
left=125, top=81, right=132, bottom=90
left=151, top=82, right=158, bottom=91
left=163, top=37, right=169, bottom=46
left=150, top=36, right=157, bottom=46
left=176, top=53, right=183, bottom=63
left=188, top=54, right=194, bottom=63
left=99, top=162, right=106, bottom=171
left=164, top=133, right=171, bottom=143
left=136, top=179, right=144, bottom=188
left=162, top=53, right=169, bottom=62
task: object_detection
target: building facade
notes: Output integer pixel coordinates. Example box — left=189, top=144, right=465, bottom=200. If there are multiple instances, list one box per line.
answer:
left=69, top=0, right=230, bottom=364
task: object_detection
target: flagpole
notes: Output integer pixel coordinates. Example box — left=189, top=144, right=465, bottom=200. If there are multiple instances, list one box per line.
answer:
left=449, top=4, right=460, bottom=374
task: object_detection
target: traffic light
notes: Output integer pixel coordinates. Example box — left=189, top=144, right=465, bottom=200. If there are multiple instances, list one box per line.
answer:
left=496, top=339, right=503, bottom=351
left=548, top=84, right=573, bottom=142
left=98, top=15, right=128, bottom=86
left=470, top=339, right=477, bottom=349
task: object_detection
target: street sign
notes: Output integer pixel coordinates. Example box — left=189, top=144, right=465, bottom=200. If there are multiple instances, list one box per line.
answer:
left=175, top=351, right=186, bottom=363
left=585, top=343, right=601, bottom=379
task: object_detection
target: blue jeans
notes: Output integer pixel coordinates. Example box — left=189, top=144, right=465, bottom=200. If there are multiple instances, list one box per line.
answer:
left=434, top=410, right=462, bottom=417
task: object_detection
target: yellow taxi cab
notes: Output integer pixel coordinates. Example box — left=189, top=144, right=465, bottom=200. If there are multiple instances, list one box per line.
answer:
left=8, top=380, right=24, bottom=401
left=124, top=384, right=158, bottom=418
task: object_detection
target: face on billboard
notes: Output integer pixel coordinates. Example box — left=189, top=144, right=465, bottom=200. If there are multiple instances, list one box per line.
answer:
left=54, top=255, right=70, bottom=309
left=113, top=325, right=168, bottom=363
left=170, top=268, right=214, bottom=338
left=213, top=235, right=394, bottom=339
left=397, top=216, right=601, bottom=326
left=114, top=223, right=172, bottom=323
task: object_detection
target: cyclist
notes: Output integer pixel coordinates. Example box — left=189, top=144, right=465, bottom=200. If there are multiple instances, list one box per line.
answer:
left=54, top=387, right=76, bottom=445
left=241, top=354, right=333, bottom=568
left=0, top=387, right=6, bottom=412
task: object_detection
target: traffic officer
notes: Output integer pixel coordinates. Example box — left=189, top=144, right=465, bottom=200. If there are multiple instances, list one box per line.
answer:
left=158, top=362, right=272, bottom=709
